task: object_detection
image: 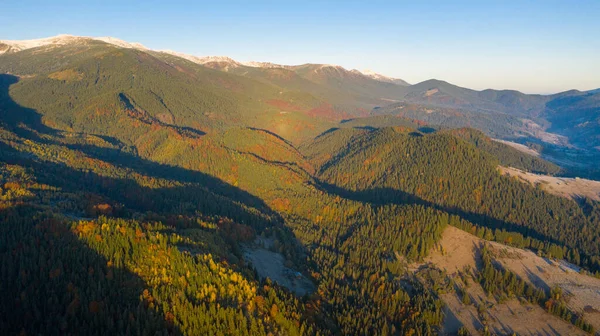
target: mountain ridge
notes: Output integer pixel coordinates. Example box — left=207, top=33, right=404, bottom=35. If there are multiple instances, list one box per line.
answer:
left=2, top=34, right=598, bottom=173
left=0, top=34, right=408, bottom=85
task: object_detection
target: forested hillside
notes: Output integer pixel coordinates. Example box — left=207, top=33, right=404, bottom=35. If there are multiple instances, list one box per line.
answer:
left=306, top=127, right=600, bottom=274
left=0, top=41, right=338, bottom=144
left=1, top=38, right=599, bottom=335
left=0, top=67, right=459, bottom=334
left=445, top=128, right=561, bottom=174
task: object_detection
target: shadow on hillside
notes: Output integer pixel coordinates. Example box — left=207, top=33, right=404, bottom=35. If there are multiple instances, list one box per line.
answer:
left=0, top=74, right=280, bottom=226
left=318, top=182, right=568, bottom=249
left=118, top=92, right=205, bottom=137
left=0, top=73, right=316, bottom=291
left=416, top=126, right=436, bottom=134
left=0, top=132, right=279, bottom=232
left=0, top=74, right=60, bottom=140
left=0, top=205, right=178, bottom=335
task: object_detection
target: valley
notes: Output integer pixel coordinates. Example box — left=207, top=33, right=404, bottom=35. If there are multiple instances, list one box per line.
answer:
left=0, top=34, right=599, bottom=335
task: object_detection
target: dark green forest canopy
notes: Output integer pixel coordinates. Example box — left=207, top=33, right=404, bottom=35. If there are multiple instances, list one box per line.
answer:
left=305, top=127, right=600, bottom=272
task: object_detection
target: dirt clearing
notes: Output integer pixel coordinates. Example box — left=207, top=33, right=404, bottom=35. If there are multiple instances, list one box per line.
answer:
left=243, top=238, right=315, bottom=296
left=499, top=166, right=600, bottom=201
left=493, top=139, right=540, bottom=157
left=426, top=226, right=600, bottom=334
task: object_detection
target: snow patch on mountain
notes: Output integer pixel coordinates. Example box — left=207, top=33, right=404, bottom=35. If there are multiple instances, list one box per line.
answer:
left=0, top=34, right=85, bottom=53
left=242, top=61, right=284, bottom=69
left=159, top=51, right=241, bottom=68
left=95, top=37, right=148, bottom=50
left=362, top=69, right=393, bottom=81
left=0, top=34, right=148, bottom=53
left=361, top=69, right=409, bottom=85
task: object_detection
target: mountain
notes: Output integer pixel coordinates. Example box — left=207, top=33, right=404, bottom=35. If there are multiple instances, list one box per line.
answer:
left=0, top=34, right=148, bottom=53
left=0, top=33, right=596, bottom=173
left=360, top=69, right=410, bottom=86
left=305, top=126, right=599, bottom=270
left=368, top=79, right=600, bottom=173
left=3, top=35, right=597, bottom=160
left=288, top=63, right=407, bottom=101
left=2, top=34, right=600, bottom=335
left=161, top=54, right=411, bottom=112
left=543, top=90, right=600, bottom=149
left=0, top=36, right=344, bottom=143
left=382, top=78, right=550, bottom=116
left=0, top=35, right=422, bottom=142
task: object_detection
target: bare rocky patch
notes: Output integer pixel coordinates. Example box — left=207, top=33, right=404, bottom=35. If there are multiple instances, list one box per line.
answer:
left=424, top=226, right=600, bottom=334
left=243, top=237, right=315, bottom=296
left=499, top=166, right=600, bottom=201
left=493, top=139, right=540, bottom=157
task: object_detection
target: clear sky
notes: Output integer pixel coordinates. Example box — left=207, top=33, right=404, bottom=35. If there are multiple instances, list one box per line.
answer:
left=1, top=0, right=599, bottom=93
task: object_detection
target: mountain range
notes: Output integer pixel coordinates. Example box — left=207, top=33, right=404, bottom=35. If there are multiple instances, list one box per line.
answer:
left=1, top=34, right=600, bottom=335
left=2, top=35, right=597, bottom=157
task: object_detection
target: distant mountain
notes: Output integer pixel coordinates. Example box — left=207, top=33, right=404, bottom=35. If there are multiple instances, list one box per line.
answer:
left=155, top=53, right=411, bottom=105
left=543, top=90, right=600, bottom=149
left=391, top=79, right=550, bottom=117
left=359, top=69, right=409, bottom=86
left=369, top=79, right=600, bottom=160
left=151, top=53, right=411, bottom=116
left=1, top=34, right=408, bottom=87
left=0, top=34, right=148, bottom=54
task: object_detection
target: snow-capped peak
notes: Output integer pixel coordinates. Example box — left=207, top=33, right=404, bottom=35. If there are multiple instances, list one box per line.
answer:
left=159, top=51, right=241, bottom=67
left=0, top=34, right=408, bottom=85
left=193, top=56, right=240, bottom=64
left=242, top=61, right=284, bottom=69
left=0, top=34, right=85, bottom=53
left=361, top=69, right=394, bottom=81
left=360, top=69, right=409, bottom=85
left=94, top=37, right=148, bottom=50
left=0, top=34, right=148, bottom=54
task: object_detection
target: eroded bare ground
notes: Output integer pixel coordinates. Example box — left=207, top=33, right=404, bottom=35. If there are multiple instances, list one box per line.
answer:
left=520, top=119, right=570, bottom=146
left=424, top=226, right=600, bottom=335
left=243, top=237, right=315, bottom=296
left=499, top=166, right=600, bottom=201
left=493, top=139, right=540, bottom=157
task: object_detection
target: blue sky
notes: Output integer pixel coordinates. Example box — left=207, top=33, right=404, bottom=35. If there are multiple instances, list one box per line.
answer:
left=1, top=0, right=599, bottom=93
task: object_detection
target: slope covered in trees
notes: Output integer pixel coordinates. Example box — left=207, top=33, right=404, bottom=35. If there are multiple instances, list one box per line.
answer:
left=445, top=128, right=561, bottom=174
left=0, top=41, right=337, bottom=144
left=0, top=163, right=317, bottom=335
left=2, top=39, right=599, bottom=335
left=0, top=115, right=462, bottom=334
left=306, top=127, right=600, bottom=273
left=0, top=71, right=461, bottom=334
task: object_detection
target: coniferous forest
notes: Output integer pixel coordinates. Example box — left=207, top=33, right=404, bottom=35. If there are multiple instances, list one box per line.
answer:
left=1, top=37, right=599, bottom=335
